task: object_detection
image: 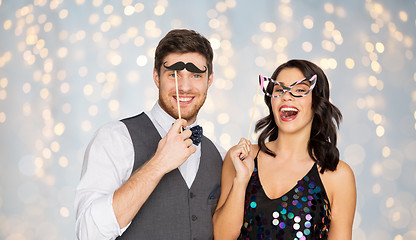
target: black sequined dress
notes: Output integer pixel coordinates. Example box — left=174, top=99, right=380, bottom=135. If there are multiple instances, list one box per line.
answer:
left=239, top=155, right=331, bottom=240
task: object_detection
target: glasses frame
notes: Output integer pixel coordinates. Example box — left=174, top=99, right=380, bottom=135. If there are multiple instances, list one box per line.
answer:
left=259, top=74, right=317, bottom=98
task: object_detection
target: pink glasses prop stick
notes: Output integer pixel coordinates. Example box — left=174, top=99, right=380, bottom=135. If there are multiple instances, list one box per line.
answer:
left=174, top=70, right=183, bottom=133
left=240, top=78, right=261, bottom=161
left=246, top=79, right=262, bottom=140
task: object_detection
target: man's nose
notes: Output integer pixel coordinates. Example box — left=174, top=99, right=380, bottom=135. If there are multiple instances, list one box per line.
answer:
left=177, top=72, right=192, bottom=91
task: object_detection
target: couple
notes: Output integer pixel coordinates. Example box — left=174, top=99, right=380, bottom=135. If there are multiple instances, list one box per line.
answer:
left=74, top=29, right=356, bottom=240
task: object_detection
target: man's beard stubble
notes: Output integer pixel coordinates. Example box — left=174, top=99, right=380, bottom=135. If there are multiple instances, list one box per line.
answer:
left=158, top=93, right=207, bottom=123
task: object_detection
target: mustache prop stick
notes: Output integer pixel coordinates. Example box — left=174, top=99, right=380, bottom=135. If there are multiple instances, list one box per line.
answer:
left=163, top=61, right=208, bottom=133
left=174, top=70, right=182, bottom=132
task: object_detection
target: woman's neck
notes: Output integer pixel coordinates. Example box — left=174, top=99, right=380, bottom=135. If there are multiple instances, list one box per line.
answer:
left=268, top=131, right=311, bottom=162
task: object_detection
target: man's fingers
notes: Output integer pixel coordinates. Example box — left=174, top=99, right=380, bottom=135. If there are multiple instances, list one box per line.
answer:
left=184, top=138, right=193, bottom=147
left=187, top=145, right=196, bottom=155
left=170, top=118, right=188, bottom=134
left=181, top=129, right=192, bottom=140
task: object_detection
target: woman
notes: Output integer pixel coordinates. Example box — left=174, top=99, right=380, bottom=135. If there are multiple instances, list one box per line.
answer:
left=213, top=59, right=356, bottom=239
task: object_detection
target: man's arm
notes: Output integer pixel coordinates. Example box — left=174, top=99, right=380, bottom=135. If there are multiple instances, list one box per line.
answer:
left=75, top=121, right=134, bottom=239
left=75, top=119, right=195, bottom=239
left=112, top=118, right=195, bottom=228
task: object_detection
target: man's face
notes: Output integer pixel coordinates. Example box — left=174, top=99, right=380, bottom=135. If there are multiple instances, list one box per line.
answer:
left=154, top=52, right=213, bottom=125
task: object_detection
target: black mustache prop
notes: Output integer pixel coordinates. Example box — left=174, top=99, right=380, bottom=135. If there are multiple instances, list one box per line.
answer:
left=163, top=61, right=207, bottom=73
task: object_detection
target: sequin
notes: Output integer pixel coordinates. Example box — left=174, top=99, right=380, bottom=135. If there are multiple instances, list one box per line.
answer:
left=272, top=211, right=279, bottom=218
left=294, top=223, right=300, bottom=230
left=239, top=162, right=331, bottom=239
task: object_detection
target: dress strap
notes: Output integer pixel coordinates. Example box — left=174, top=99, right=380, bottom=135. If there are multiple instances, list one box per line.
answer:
left=254, top=148, right=261, bottom=169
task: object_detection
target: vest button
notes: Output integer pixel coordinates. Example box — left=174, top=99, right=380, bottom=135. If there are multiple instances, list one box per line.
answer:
left=192, top=215, right=197, bottom=221
left=190, top=192, right=194, bottom=198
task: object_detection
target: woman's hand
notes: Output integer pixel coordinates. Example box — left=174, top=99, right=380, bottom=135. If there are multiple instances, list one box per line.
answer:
left=229, top=138, right=255, bottom=183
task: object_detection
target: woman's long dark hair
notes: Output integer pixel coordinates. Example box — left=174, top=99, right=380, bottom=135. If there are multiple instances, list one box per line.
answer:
left=255, top=59, right=342, bottom=173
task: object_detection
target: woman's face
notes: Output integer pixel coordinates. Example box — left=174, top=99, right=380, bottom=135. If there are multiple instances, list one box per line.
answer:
left=271, top=67, right=315, bottom=135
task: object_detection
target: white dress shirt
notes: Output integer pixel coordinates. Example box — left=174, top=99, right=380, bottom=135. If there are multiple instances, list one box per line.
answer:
left=74, top=102, right=226, bottom=240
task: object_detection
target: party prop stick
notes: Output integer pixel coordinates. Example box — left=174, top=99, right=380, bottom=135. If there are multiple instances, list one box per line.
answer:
left=247, top=83, right=260, bottom=140
left=174, top=70, right=182, bottom=133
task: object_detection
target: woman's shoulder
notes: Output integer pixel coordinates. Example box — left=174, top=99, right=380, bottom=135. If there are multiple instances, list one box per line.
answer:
left=319, top=160, right=355, bottom=183
left=319, top=160, right=356, bottom=204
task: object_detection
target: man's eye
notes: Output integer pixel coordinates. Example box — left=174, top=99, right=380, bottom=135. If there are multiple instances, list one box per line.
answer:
left=193, top=74, right=202, bottom=78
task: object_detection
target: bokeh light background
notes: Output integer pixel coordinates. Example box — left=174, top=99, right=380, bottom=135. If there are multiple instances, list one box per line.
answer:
left=0, top=0, right=415, bottom=239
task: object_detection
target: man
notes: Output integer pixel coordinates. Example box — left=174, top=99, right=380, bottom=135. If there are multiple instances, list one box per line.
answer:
left=75, top=29, right=225, bottom=240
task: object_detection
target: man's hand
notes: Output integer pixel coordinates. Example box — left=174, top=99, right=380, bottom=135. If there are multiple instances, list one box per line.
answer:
left=152, top=119, right=196, bottom=173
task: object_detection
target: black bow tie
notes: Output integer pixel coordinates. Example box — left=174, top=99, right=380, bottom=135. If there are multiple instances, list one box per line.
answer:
left=189, top=125, right=203, bottom=146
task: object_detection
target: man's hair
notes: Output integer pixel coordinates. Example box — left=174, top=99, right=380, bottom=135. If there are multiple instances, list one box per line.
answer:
left=154, top=29, right=213, bottom=76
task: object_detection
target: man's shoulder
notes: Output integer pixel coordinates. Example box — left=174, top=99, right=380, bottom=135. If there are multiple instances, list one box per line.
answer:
left=97, top=120, right=126, bottom=133
left=120, top=112, right=148, bottom=122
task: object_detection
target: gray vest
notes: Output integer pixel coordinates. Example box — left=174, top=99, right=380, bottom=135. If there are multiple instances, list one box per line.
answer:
left=117, top=113, right=222, bottom=240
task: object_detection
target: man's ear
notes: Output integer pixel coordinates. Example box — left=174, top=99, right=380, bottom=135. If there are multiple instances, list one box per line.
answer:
left=207, top=72, right=214, bottom=88
left=153, top=68, right=160, bottom=88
